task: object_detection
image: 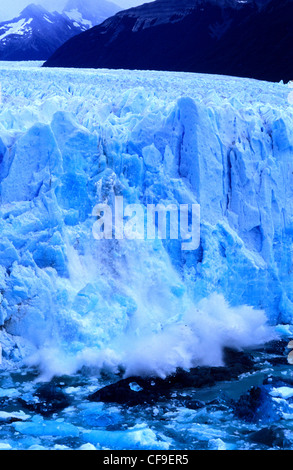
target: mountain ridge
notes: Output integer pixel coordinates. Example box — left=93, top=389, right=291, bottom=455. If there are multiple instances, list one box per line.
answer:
left=44, top=0, right=293, bottom=83
left=0, top=1, right=120, bottom=61
left=63, top=0, right=121, bottom=29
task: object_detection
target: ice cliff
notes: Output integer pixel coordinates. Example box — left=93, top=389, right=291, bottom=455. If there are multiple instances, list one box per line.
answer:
left=0, top=64, right=292, bottom=379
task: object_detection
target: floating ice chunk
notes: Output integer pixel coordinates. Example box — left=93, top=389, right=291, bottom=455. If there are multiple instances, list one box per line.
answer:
left=78, top=402, right=123, bottom=428
left=0, top=443, right=12, bottom=450
left=28, top=445, right=47, bottom=450
left=53, top=444, right=71, bottom=450
left=64, top=386, right=82, bottom=395
left=13, top=415, right=80, bottom=438
left=0, top=411, right=30, bottom=422
left=129, top=382, right=143, bottom=392
left=78, top=443, right=97, bottom=450
left=208, top=438, right=227, bottom=450
left=270, top=387, right=293, bottom=400
left=81, top=424, right=170, bottom=450
left=0, top=388, right=18, bottom=398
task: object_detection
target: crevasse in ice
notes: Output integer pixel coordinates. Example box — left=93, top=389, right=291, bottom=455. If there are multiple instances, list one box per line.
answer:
left=0, top=64, right=292, bottom=380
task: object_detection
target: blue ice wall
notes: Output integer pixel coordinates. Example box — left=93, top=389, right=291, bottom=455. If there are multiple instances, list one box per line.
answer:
left=0, top=66, right=291, bottom=377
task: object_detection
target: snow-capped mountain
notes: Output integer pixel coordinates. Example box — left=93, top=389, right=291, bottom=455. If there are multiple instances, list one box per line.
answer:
left=0, top=4, right=86, bottom=60
left=63, top=0, right=121, bottom=30
left=44, top=0, right=293, bottom=83
left=0, top=1, right=121, bottom=61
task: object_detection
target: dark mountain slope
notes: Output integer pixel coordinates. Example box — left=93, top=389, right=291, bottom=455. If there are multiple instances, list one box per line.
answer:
left=44, top=0, right=293, bottom=83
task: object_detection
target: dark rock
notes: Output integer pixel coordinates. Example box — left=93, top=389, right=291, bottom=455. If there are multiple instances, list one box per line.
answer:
left=223, top=347, right=255, bottom=376
left=18, top=382, right=72, bottom=417
left=263, top=376, right=293, bottom=388
left=88, top=348, right=255, bottom=406
left=248, top=426, right=291, bottom=449
left=44, top=0, right=293, bottom=84
left=260, top=339, right=290, bottom=366
left=262, top=339, right=289, bottom=356
left=0, top=397, right=15, bottom=409
left=88, top=377, right=170, bottom=406
left=233, top=387, right=263, bottom=422
left=232, top=386, right=280, bottom=424
left=183, top=399, right=206, bottom=411
left=0, top=416, right=25, bottom=424
left=266, top=356, right=289, bottom=366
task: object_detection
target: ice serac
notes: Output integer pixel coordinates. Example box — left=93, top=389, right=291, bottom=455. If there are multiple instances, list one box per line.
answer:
left=0, top=66, right=292, bottom=378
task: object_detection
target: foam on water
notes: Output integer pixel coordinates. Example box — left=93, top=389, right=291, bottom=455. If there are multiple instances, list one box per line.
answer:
left=24, top=225, right=275, bottom=381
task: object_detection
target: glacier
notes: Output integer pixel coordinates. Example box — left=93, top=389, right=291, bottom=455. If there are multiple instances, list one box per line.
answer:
left=0, top=63, right=292, bottom=382
left=0, top=62, right=293, bottom=451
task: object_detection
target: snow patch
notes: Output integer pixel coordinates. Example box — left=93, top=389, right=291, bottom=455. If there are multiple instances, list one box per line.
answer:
left=63, top=9, right=92, bottom=28
left=0, top=18, right=33, bottom=41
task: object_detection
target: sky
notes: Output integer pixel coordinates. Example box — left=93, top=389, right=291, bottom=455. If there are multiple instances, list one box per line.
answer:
left=0, top=0, right=154, bottom=21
